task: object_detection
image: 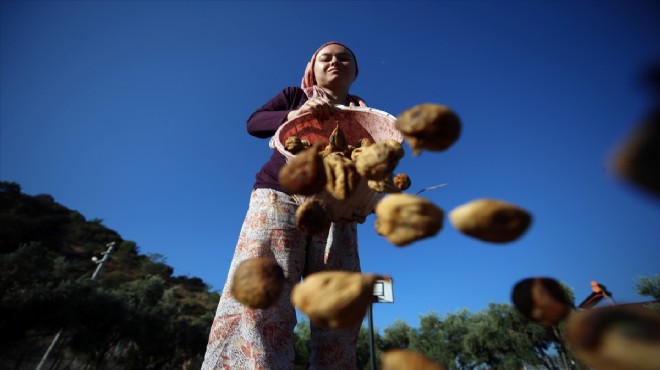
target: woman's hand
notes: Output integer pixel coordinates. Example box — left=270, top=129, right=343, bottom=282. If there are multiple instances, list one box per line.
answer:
left=287, top=97, right=338, bottom=122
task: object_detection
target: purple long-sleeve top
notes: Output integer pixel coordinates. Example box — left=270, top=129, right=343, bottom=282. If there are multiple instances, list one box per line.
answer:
left=247, top=87, right=309, bottom=193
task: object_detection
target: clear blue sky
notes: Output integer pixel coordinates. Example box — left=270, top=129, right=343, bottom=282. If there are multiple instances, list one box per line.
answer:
left=2, top=1, right=659, bottom=331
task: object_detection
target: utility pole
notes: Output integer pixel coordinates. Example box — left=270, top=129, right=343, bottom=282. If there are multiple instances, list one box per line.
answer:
left=35, top=242, right=116, bottom=370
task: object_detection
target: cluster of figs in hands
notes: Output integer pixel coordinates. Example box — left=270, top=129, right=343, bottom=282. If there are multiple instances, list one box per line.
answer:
left=280, top=103, right=533, bottom=246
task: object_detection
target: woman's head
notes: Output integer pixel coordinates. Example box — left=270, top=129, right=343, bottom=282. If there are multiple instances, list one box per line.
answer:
left=301, top=42, right=358, bottom=91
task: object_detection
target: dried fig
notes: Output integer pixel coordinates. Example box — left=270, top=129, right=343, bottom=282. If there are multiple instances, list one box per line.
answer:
left=368, top=175, right=401, bottom=193
left=329, top=123, right=347, bottom=152
left=318, top=124, right=349, bottom=158
left=355, top=141, right=405, bottom=181
left=395, top=104, right=461, bottom=155
left=291, top=271, right=384, bottom=329
left=231, top=257, right=285, bottom=309
left=565, top=305, right=660, bottom=370
left=323, top=152, right=360, bottom=200
left=375, top=194, right=444, bottom=246
left=295, top=199, right=332, bottom=236
left=382, top=139, right=405, bottom=158
left=278, top=144, right=326, bottom=195
left=511, top=277, right=571, bottom=327
left=284, top=136, right=305, bottom=154
left=351, top=147, right=365, bottom=161
left=393, top=173, right=411, bottom=191
left=345, top=144, right=356, bottom=158
left=357, top=138, right=374, bottom=148
left=449, top=198, right=531, bottom=243
left=381, top=349, right=446, bottom=370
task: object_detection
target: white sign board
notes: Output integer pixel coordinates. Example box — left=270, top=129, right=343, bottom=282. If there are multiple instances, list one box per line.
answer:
left=372, top=279, right=394, bottom=303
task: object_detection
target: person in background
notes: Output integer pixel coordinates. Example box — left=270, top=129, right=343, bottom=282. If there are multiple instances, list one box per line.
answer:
left=202, top=41, right=368, bottom=370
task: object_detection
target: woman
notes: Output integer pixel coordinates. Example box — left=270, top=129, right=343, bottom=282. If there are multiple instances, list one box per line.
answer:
left=202, top=42, right=367, bottom=370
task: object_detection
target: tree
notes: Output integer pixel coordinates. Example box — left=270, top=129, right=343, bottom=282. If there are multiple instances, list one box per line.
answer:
left=463, top=303, right=556, bottom=370
left=382, top=319, right=415, bottom=350
left=410, top=309, right=476, bottom=370
left=406, top=304, right=587, bottom=370
left=636, top=274, right=660, bottom=300
left=356, top=325, right=384, bottom=370
left=294, top=319, right=311, bottom=370
left=0, top=243, right=66, bottom=347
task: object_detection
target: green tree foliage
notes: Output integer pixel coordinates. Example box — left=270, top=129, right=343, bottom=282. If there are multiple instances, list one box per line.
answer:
left=0, top=242, right=70, bottom=346
left=406, top=305, right=588, bottom=370
left=410, top=310, right=476, bottom=369
left=293, top=319, right=311, bottom=370
left=356, top=324, right=384, bottom=370
left=636, top=274, right=660, bottom=300
left=305, top=304, right=584, bottom=370
left=463, top=303, right=551, bottom=369
left=382, top=319, right=414, bottom=350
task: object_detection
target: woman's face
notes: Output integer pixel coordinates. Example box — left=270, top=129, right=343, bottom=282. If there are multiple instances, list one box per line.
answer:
left=313, top=44, right=357, bottom=91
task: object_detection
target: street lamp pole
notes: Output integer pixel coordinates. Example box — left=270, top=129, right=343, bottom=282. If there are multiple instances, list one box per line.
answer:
left=90, top=242, right=116, bottom=281
left=367, top=278, right=394, bottom=370
left=367, top=303, right=376, bottom=370
left=35, top=242, right=116, bottom=370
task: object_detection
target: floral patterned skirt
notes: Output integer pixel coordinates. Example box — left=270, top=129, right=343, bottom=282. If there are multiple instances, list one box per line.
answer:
left=202, top=188, right=361, bottom=370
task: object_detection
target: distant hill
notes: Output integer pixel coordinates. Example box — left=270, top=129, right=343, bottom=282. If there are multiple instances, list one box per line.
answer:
left=0, top=181, right=218, bottom=369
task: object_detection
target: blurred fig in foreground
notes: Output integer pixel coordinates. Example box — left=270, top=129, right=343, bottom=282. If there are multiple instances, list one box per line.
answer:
left=511, top=277, right=572, bottom=327
left=375, top=194, right=444, bottom=246
left=295, top=199, right=332, bottom=236
left=449, top=198, right=532, bottom=243
left=231, top=257, right=285, bottom=309
left=381, top=349, right=447, bottom=370
left=291, top=271, right=384, bottom=329
left=393, top=173, right=411, bottom=191
left=279, top=143, right=326, bottom=196
left=395, top=104, right=461, bottom=155
left=565, top=304, right=660, bottom=370
left=355, top=140, right=405, bottom=181
left=611, top=111, right=660, bottom=198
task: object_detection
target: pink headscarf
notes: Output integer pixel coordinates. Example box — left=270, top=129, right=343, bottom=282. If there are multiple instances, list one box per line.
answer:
left=301, top=41, right=367, bottom=107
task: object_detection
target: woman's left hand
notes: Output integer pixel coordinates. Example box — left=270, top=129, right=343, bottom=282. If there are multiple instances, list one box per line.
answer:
left=288, top=97, right=338, bottom=122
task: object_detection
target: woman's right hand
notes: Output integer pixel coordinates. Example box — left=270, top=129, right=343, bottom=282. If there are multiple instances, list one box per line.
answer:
left=287, top=97, right=338, bottom=122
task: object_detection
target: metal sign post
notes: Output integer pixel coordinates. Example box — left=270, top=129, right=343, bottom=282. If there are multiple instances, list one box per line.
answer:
left=368, top=278, right=394, bottom=370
